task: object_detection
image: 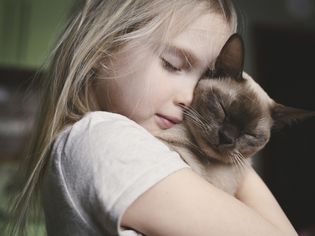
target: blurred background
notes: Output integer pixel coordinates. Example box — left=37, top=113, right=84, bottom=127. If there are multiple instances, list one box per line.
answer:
left=0, top=0, right=314, bottom=235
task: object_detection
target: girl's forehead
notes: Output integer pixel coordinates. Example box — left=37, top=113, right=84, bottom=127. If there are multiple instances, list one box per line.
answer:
left=169, top=13, right=233, bottom=68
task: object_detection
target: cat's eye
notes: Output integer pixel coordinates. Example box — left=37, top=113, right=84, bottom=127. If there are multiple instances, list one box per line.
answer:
left=244, top=132, right=256, bottom=138
left=161, top=58, right=181, bottom=72
left=218, top=101, right=227, bottom=117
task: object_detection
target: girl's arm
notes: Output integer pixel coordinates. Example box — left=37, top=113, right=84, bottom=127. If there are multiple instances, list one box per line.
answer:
left=235, top=166, right=298, bottom=236
left=121, top=168, right=298, bottom=236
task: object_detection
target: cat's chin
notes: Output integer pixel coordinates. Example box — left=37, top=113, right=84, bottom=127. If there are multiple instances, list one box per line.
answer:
left=201, top=141, right=260, bottom=165
left=197, top=139, right=240, bottom=164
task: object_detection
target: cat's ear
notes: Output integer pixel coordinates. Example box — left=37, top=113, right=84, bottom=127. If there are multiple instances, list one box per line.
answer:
left=215, top=33, right=245, bottom=81
left=271, top=103, right=315, bottom=130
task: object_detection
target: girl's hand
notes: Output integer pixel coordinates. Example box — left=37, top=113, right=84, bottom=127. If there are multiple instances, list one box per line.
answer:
left=121, top=168, right=298, bottom=236
left=235, top=166, right=298, bottom=236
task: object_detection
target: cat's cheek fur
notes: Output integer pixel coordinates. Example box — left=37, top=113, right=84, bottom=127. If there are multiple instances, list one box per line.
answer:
left=237, top=134, right=270, bottom=157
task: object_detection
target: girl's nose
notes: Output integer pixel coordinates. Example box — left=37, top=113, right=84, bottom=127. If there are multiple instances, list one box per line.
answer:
left=174, top=78, right=197, bottom=107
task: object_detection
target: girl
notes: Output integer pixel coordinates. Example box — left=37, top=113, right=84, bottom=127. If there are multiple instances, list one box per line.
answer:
left=10, top=0, right=298, bottom=235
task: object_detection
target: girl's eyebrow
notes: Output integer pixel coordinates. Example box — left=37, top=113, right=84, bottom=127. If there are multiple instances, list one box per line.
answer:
left=164, top=44, right=201, bottom=67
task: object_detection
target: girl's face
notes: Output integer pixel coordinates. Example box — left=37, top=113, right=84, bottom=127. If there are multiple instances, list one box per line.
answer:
left=94, top=13, right=233, bottom=135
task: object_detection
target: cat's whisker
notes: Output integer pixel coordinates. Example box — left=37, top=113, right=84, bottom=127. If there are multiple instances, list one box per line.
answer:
left=229, top=153, right=239, bottom=172
left=183, top=111, right=203, bottom=125
left=230, top=153, right=243, bottom=174
left=182, top=111, right=211, bottom=134
left=184, top=106, right=208, bottom=124
left=182, top=113, right=206, bottom=130
left=234, top=151, right=248, bottom=170
left=234, top=153, right=245, bottom=171
left=182, top=109, right=202, bottom=123
left=183, top=106, right=217, bottom=132
left=231, top=151, right=244, bottom=171
left=229, top=154, right=238, bottom=172
left=185, top=106, right=202, bottom=118
left=183, top=108, right=205, bottom=124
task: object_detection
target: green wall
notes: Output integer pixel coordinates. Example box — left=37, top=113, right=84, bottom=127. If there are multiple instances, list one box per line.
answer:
left=0, top=0, right=314, bottom=71
left=0, top=0, right=75, bottom=69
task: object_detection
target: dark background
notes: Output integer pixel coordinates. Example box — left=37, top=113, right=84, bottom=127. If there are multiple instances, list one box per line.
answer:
left=253, top=25, right=315, bottom=234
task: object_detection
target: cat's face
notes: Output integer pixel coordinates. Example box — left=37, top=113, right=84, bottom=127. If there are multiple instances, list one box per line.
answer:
left=187, top=73, right=273, bottom=163
left=184, top=34, right=315, bottom=164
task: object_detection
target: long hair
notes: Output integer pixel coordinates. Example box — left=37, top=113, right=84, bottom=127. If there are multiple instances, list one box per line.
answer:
left=7, top=0, right=237, bottom=235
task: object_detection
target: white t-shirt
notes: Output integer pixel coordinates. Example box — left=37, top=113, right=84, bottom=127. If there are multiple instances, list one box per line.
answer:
left=41, top=111, right=190, bottom=236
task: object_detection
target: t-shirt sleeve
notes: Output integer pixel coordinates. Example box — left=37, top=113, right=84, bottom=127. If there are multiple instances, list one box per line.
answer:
left=61, top=112, right=190, bottom=235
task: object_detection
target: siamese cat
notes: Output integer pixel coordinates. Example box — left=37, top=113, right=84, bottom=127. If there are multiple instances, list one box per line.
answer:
left=157, top=33, right=315, bottom=195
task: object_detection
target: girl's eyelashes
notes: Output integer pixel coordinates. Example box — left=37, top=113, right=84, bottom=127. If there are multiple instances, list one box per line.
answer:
left=161, top=57, right=181, bottom=72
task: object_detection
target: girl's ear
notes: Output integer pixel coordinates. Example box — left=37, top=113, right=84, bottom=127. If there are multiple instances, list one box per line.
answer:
left=214, top=33, right=245, bottom=81
left=271, top=103, right=315, bottom=130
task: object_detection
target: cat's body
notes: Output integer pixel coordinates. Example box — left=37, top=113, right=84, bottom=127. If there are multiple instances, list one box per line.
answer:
left=156, top=34, right=315, bottom=195
left=158, top=72, right=265, bottom=195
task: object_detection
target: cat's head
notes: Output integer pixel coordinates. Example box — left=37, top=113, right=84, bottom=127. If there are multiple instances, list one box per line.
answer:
left=185, top=33, right=315, bottom=164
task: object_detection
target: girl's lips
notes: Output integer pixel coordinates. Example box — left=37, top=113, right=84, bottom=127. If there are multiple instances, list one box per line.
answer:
left=155, top=114, right=178, bottom=129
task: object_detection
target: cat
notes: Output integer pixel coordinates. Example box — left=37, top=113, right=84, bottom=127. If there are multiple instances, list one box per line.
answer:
left=156, top=33, right=315, bottom=195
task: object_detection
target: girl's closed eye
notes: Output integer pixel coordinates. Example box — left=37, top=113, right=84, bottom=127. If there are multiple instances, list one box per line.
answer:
left=161, top=57, right=181, bottom=72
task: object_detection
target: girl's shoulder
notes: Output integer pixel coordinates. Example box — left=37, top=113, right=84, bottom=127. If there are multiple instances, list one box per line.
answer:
left=44, top=111, right=189, bottom=236
left=50, top=110, right=190, bottom=193
left=55, top=111, right=148, bottom=151
left=73, top=111, right=142, bottom=133
left=51, top=111, right=189, bottom=183
left=62, top=111, right=156, bottom=147
left=52, top=111, right=165, bottom=169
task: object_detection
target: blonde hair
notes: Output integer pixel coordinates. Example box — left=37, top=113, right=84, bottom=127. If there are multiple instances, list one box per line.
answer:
left=8, top=0, right=237, bottom=235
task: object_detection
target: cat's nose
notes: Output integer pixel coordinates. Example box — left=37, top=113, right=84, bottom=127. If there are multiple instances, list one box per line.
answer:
left=218, top=129, right=235, bottom=146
